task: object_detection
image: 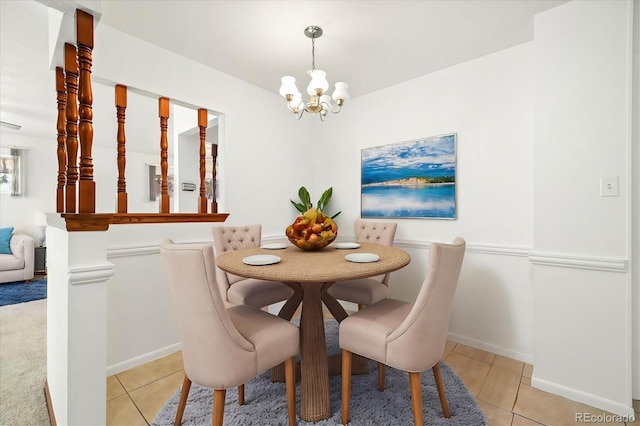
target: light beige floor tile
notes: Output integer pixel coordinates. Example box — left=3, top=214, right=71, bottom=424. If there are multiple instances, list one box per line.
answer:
left=117, top=351, right=183, bottom=392
left=453, top=343, right=496, bottom=364
left=107, top=375, right=126, bottom=401
left=477, top=399, right=513, bottom=426
left=129, top=370, right=185, bottom=423
left=444, top=340, right=457, bottom=354
left=522, top=363, right=533, bottom=379
left=444, top=351, right=491, bottom=396
left=514, top=384, right=625, bottom=425
left=627, top=411, right=639, bottom=425
left=478, top=362, right=521, bottom=411
left=520, top=376, right=531, bottom=386
left=106, top=394, right=148, bottom=426
left=492, top=355, right=523, bottom=375
left=512, top=414, right=544, bottom=425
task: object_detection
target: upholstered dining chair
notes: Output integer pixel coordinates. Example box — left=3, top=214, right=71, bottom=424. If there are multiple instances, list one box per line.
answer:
left=327, top=219, right=398, bottom=309
left=160, top=240, right=298, bottom=426
left=212, top=224, right=293, bottom=308
left=340, top=237, right=466, bottom=426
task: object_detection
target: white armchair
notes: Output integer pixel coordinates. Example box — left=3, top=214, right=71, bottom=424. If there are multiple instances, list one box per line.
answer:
left=0, top=234, right=35, bottom=284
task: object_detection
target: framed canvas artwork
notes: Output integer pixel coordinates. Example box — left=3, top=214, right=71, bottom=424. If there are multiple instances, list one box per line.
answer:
left=361, top=133, right=456, bottom=219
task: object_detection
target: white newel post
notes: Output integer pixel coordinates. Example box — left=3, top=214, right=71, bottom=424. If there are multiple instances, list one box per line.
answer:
left=46, top=214, right=114, bottom=425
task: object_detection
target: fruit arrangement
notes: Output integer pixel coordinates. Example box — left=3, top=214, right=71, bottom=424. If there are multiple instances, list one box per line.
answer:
left=286, top=187, right=341, bottom=250
left=286, top=208, right=338, bottom=250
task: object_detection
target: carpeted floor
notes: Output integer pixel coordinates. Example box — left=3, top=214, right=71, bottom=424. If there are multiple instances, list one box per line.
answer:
left=0, top=298, right=50, bottom=425
left=152, top=320, right=486, bottom=426
left=0, top=278, right=47, bottom=306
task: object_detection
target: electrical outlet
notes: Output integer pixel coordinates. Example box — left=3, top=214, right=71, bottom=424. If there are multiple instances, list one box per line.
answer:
left=600, top=176, right=619, bottom=197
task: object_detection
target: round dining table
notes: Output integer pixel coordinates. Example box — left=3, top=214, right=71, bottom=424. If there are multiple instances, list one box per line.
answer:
left=215, top=241, right=411, bottom=422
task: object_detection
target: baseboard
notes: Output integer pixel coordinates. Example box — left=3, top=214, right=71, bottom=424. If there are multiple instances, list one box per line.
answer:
left=106, top=342, right=182, bottom=376
left=531, top=376, right=636, bottom=419
left=44, top=380, right=57, bottom=426
left=446, top=332, right=534, bottom=364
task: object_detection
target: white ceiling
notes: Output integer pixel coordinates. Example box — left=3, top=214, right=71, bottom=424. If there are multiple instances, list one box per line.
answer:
left=0, top=0, right=568, bottom=140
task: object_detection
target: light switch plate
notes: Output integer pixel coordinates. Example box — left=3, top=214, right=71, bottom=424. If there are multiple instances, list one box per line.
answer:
left=600, top=176, right=619, bottom=197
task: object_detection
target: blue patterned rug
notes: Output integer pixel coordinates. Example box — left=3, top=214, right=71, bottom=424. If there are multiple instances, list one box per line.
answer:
left=152, top=319, right=486, bottom=425
left=0, top=278, right=47, bottom=306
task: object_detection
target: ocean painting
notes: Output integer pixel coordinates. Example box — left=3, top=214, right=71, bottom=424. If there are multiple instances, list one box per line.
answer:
left=361, top=133, right=456, bottom=219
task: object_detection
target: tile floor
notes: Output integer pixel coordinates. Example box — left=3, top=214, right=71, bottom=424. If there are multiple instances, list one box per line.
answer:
left=107, top=337, right=640, bottom=426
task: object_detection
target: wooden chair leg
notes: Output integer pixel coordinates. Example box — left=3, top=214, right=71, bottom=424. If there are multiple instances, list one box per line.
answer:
left=409, top=372, right=423, bottom=426
left=378, top=362, right=385, bottom=391
left=212, top=389, right=226, bottom=426
left=174, top=375, right=191, bottom=426
left=341, top=349, right=352, bottom=425
left=284, top=356, right=296, bottom=426
left=237, top=384, right=245, bottom=406
left=432, top=362, right=451, bottom=418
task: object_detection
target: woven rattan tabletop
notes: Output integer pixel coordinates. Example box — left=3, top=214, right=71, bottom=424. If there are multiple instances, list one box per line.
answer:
left=215, top=242, right=410, bottom=283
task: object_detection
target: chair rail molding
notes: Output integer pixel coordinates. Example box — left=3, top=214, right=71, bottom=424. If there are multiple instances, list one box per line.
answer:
left=529, top=251, right=628, bottom=273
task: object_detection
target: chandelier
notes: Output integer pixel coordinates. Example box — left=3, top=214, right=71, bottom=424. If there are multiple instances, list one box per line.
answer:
left=279, top=26, right=349, bottom=121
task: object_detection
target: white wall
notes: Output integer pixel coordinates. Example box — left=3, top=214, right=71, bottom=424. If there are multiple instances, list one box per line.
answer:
left=319, top=0, right=636, bottom=415
left=0, top=131, right=56, bottom=238
left=85, top=22, right=315, bottom=371
left=531, top=0, right=633, bottom=416
left=321, top=40, right=536, bottom=361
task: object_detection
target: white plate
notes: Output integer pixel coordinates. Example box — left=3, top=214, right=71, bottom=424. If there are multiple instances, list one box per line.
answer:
left=334, top=242, right=361, bottom=249
left=261, top=243, right=288, bottom=250
left=345, top=253, right=379, bottom=263
left=242, top=255, right=281, bottom=266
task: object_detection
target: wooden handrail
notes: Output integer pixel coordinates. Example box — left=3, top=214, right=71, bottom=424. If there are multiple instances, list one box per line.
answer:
left=55, top=9, right=228, bottom=231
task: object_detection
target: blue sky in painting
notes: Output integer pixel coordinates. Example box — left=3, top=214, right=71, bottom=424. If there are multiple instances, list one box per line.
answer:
left=361, top=134, right=456, bottom=185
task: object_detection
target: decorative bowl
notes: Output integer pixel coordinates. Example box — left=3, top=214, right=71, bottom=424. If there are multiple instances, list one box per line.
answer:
left=285, top=208, right=338, bottom=250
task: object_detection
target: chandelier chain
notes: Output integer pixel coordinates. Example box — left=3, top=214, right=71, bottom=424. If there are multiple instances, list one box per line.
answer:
left=311, top=37, right=315, bottom=71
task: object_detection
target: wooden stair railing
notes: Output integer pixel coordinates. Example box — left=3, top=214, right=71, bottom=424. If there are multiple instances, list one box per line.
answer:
left=55, top=67, right=67, bottom=213
left=57, top=8, right=228, bottom=232
left=77, top=9, right=96, bottom=214
left=115, top=85, right=128, bottom=213
left=198, top=109, right=208, bottom=214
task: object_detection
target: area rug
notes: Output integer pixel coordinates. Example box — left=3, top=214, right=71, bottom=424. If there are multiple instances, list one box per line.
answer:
left=0, top=278, right=47, bottom=306
left=152, top=319, right=486, bottom=425
left=0, top=298, right=50, bottom=425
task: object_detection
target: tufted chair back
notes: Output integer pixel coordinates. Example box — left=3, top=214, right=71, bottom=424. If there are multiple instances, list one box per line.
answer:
left=354, top=220, right=397, bottom=247
left=354, top=219, right=397, bottom=284
left=212, top=224, right=262, bottom=292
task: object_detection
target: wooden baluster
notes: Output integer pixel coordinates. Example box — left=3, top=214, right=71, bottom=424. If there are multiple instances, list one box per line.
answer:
left=210, top=143, right=218, bottom=213
left=76, top=9, right=95, bottom=213
left=55, top=67, right=67, bottom=213
left=158, top=97, right=170, bottom=214
left=198, top=109, right=208, bottom=213
left=64, top=43, right=79, bottom=214
left=115, top=85, right=128, bottom=213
